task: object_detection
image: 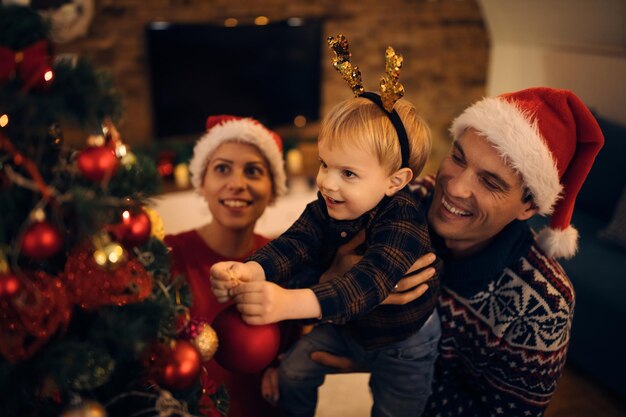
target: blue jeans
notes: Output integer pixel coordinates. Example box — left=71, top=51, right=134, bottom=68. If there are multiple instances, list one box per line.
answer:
left=278, top=310, right=441, bottom=417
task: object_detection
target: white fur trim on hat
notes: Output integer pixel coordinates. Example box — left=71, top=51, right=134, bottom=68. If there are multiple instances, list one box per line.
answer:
left=536, top=224, right=579, bottom=259
left=189, top=118, right=287, bottom=198
left=450, top=97, right=562, bottom=215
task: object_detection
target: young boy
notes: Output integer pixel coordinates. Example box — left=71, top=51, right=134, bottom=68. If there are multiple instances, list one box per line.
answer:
left=211, top=39, right=441, bottom=417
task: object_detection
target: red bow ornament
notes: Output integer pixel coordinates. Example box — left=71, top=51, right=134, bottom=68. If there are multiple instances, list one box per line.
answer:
left=0, top=39, right=54, bottom=91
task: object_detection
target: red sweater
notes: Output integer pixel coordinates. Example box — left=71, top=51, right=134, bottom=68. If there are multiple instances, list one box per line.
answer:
left=164, top=230, right=279, bottom=417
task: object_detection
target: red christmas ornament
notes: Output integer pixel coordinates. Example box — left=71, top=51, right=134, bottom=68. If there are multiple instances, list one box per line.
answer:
left=111, top=209, right=151, bottom=247
left=0, top=273, right=21, bottom=299
left=149, top=339, right=202, bottom=391
left=212, top=304, right=280, bottom=373
left=156, top=150, right=176, bottom=179
left=21, top=220, right=63, bottom=260
left=77, top=146, right=118, bottom=182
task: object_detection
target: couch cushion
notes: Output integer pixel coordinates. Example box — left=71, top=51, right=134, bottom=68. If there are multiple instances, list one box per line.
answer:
left=529, top=211, right=626, bottom=397
left=560, top=211, right=626, bottom=314
left=599, top=186, right=626, bottom=251
left=575, top=116, right=626, bottom=222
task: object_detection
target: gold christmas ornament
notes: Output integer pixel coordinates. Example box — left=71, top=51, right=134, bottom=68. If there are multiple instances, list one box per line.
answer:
left=327, top=34, right=405, bottom=112
left=144, top=206, right=165, bottom=240
left=192, top=322, right=219, bottom=362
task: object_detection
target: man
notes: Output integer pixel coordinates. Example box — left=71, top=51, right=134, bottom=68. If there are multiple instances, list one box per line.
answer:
left=312, top=87, right=604, bottom=417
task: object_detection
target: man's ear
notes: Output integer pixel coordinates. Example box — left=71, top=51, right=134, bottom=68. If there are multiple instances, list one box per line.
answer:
left=386, top=167, right=413, bottom=196
left=516, top=202, right=539, bottom=221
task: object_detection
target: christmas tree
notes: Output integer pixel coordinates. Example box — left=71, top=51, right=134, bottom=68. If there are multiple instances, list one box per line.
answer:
left=0, top=6, right=226, bottom=416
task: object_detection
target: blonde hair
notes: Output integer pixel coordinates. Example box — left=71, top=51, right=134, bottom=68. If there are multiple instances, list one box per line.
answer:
left=318, top=97, right=431, bottom=179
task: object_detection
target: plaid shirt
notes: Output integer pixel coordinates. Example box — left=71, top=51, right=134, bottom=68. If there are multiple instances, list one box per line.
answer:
left=248, top=187, right=441, bottom=349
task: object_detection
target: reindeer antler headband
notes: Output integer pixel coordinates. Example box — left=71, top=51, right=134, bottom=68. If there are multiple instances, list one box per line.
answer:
left=327, top=34, right=410, bottom=168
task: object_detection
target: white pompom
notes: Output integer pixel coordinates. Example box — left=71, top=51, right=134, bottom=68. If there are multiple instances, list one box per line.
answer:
left=536, top=225, right=579, bottom=259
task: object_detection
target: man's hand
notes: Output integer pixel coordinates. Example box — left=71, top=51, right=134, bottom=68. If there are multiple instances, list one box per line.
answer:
left=309, top=351, right=367, bottom=373
left=261, top=365, right=281, bottom=405
left=382, top=253, right=436, bottom=305
left=319, top=230, right=366, bottom=283
left=320, top=229, right=437, bottom=305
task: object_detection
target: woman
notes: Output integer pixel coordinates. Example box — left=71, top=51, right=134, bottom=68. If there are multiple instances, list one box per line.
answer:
left=164, top=114, right=291, bottom=417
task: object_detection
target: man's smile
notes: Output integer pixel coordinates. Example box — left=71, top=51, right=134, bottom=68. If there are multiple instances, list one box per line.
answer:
left=441, top=195, right=472, bottom=217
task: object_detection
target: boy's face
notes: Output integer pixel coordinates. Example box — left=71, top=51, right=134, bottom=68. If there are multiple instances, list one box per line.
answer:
left=428, top=128, right=537, bottom=256
left=316, top=139, right=394, bottom=220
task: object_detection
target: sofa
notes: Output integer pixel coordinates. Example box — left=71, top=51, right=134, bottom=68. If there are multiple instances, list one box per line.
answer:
left=529, top=115, right=626, bottom=398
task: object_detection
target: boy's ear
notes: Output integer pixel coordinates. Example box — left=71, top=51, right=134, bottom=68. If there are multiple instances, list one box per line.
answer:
left=386, top=167, right=413, bottom=196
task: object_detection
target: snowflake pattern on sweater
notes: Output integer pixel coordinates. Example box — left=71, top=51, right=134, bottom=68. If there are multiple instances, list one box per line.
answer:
left=423, top=241, right=574, bottom=417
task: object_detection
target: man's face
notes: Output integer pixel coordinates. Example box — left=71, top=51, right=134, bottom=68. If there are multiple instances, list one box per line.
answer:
left=428, top=128, right=537, bottom=257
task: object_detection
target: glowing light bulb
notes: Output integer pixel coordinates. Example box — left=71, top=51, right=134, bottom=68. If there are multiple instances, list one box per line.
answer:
left=0, top=114, right=8, bottom=127
left=44, top=70, right=54, bottom=81
left=254, top=16, right=269, bottom=25
left=286, top=149, right=304, bottom=175
left=224, top=18, right=238, bottom=27
left=115, top=144, right=127, bottom=158
left=287, top=17, right=303, bottom=27
left=108, top=245, right=124, bottom=263
left=294, top=115, right=307, bottom=128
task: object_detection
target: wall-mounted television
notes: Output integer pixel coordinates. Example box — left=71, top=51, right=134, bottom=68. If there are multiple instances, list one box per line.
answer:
left=146, top=19, right=322, bottom=139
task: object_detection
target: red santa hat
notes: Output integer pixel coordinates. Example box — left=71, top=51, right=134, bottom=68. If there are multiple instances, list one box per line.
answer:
left=189, top=115, right=287, bottom=198
left=450, top=87, right=604, bottom=259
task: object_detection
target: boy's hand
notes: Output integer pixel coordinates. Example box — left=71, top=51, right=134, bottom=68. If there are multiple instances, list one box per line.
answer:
left=231, top=282, right=321, bottom=324
left=210, top=261, right=267, bottom=303
left=230, top=281, right=289, bottom=324
left=210, top=261, right=243, bottom=303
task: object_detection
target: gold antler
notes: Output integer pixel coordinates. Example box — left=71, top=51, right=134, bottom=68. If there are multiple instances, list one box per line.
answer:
left=327, top=34, right=364, bottom=97
left=380, top=46, right=405, bottom=112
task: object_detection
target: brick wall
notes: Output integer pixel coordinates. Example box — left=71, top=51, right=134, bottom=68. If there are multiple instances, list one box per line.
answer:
left=57, top=0, right=488, bottom=175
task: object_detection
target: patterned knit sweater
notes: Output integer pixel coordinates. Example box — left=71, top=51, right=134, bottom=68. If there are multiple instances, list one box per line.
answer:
left=415, top=180, right=574, bottom=417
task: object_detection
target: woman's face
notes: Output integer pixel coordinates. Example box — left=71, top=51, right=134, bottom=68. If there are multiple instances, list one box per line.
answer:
left=200, top=142, right=274, bottom=232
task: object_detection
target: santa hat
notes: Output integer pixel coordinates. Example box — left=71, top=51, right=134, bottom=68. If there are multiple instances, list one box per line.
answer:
left=450, top=87, right=604, bottom=259
left=189, top=115, right=287, bottom=198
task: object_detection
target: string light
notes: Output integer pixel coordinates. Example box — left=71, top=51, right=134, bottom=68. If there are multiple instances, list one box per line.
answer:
left=254, top=16, right=269, bottom=25
left=0, top=114, right=8, bottom=128
left=287, top=17, right=304, bottom=27
left=293, top=115, right=307, bottom=128
left=224, top=18, right=238, bottom=27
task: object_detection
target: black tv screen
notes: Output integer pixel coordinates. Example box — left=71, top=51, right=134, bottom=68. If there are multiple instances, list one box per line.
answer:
left=146, top=19, right=322, bottom=139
